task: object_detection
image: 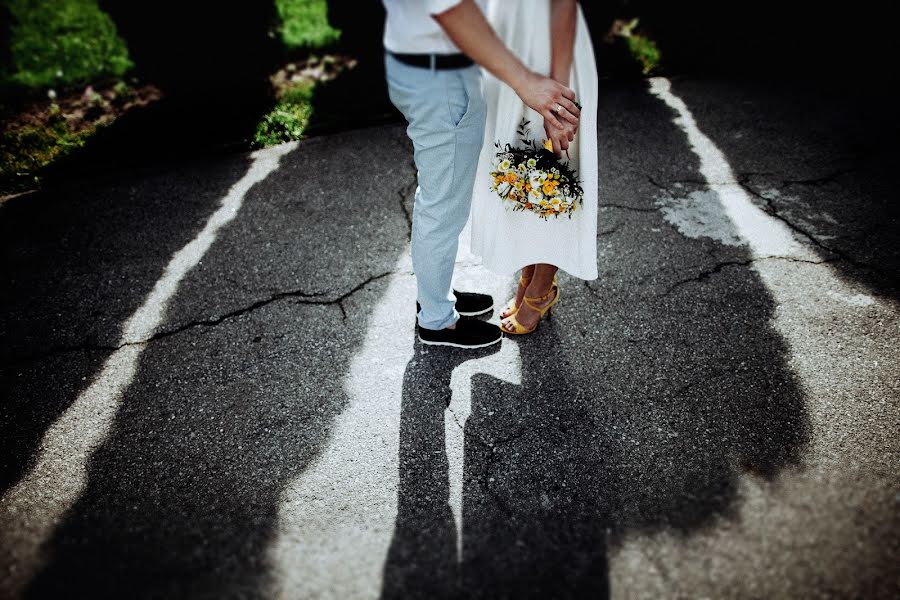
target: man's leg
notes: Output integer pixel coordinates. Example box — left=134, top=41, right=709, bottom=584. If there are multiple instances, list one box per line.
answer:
left=384, top=53, right=487, bottom=330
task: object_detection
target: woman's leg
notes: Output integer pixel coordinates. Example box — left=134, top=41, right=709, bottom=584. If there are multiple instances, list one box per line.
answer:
left=500, top=264, right=537, bottom=318
left=501, top=263, right=559, bottom=331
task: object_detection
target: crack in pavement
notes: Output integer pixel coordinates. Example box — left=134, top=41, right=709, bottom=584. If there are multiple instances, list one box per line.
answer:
left=602, top=202, right=659, bottom=214
left=735, top=176, right=891, bottom=278
left=780, top=166, right=857, bottom=188
left=645, top=171, right=890, bottom=285
left=3, top=271, right=395, bottom=369
left=659, top=255, right=831, bottom=297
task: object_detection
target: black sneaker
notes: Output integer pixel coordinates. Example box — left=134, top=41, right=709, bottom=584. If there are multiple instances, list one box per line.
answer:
left=416, top=289, right=494, bottom=317
left=417, top=318, right=502, bottom=348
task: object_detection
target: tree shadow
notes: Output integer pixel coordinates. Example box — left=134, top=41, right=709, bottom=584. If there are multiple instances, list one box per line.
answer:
left=18, top=125, right=415, bottom=599
left=0, top=154, right=252, bottom=497
left=664, top=77, right=900, bottom=301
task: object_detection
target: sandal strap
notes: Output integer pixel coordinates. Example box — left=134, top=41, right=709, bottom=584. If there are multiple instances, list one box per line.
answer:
left=523, top=283, right=558, bottom=306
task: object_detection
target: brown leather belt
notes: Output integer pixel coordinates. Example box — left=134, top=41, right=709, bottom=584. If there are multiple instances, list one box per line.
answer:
left=388, top=51, right=475, bottom=70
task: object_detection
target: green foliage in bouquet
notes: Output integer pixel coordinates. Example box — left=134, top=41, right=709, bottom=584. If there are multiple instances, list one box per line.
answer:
left=490, top=119, right=584, bottom=220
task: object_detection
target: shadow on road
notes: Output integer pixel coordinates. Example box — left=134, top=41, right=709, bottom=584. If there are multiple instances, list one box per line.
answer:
left=7, top=81, right=817, bottom=598
left=0, top=156, right=253, bottom=498
left=380, top=81, right=810, bottom=599
left=18, top=127, right=414, bottom=599
left=668, top=78, right=900, bottom=301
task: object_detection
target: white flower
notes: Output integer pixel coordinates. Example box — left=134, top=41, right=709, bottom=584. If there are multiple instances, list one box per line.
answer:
left=499, top=159, right=511, bottom=171
left=526, top=158, right=537, bottom=168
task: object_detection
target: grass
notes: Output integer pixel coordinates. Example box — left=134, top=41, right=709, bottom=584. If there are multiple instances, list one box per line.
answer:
left=2, top=0, right=133, bottom=89
left=253, top=80, right=315, bottom=147
left=275, top=0, right=341, bottom=49
left=1, top=110, right=92, bottom=191
left=254, top=0, right=346, bottom=148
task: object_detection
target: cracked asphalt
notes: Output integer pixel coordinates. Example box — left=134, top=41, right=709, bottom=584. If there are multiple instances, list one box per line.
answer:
left=1, top=77, right=898, bottom=599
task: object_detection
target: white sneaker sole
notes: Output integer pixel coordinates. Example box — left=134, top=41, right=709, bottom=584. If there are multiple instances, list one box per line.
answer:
left=457, top=304, right=494, bottom=317
left=417, top=334, right=503, bottom=349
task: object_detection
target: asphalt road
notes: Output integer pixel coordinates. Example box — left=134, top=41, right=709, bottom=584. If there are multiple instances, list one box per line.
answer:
left=1, top=77, right=898, bottom=599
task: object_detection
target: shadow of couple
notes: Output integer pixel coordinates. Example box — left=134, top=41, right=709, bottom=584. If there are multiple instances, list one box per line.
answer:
left=382, top=324, right=609, bottom=600
left=381, top=280, right=808, bottom=600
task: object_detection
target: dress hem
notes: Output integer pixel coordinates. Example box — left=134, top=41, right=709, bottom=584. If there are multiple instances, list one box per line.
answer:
left=469, top=246, right=599, bottom=281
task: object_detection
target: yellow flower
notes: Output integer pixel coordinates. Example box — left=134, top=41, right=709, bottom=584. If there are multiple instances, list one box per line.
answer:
left=504, top=173, right=518, bottom=184
left=542, top=180, right=559, bottom=195
left=543, top=139, right=553, bottom=152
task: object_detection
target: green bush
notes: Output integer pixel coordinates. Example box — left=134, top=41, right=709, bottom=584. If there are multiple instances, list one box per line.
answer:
left=275, top=0, right=341, bottom=49
left=3, top=0, right=133, bottom=89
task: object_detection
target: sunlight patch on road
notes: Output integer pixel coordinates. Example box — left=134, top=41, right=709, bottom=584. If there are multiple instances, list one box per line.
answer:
left=0, top=142, right=296, bottom=598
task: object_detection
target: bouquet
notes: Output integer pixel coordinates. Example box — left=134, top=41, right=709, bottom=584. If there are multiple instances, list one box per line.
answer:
left=489, top=118, right=584, bottom=220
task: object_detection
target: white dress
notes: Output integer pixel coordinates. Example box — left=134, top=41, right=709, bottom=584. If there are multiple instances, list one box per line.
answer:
left=470, top=0, right=599, bottom=280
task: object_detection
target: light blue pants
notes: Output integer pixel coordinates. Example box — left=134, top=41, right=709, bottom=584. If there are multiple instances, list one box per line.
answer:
left=384, top=51, right=487, bottom=330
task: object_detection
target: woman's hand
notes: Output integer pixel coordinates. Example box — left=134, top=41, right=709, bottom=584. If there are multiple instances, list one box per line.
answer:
left=544, top=113, right=576, bottom=158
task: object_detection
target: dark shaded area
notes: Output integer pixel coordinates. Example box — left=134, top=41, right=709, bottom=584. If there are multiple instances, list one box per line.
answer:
left=670, top=77, right=900, bottom=300
left=380, top=80, right=809, bottom=598
left=23, top=301, right=354, bottom=600
left=583, top=1, right=896, bottom=84
left=20, top=126, right=414, bottom=599
left=0, top=2, right=11, bottom=83
left=40, top=0, right=281, bottom=183
left=0, top=155, right=252, bottom=496
left=305, top=0, right=397, bottom=135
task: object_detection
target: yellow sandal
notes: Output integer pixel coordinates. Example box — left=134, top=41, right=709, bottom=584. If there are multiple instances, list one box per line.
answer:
left=499, top=273, right=558, bottom=319
left=501, top=280, right=561, bottom=335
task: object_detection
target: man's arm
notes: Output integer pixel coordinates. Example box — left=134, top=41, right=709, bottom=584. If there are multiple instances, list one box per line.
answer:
left=432, top=0, right=580, bottom=134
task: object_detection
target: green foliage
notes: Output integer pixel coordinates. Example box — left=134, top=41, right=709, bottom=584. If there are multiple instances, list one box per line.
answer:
left=3, top=0, right=133, bottom=89
left=626, top=34, right=661, bottom=75
left=275, top=0, right=341, bottom=49
left=253, top=81, right=315, bottom=147
left=0, top=110, right=94, bottom=192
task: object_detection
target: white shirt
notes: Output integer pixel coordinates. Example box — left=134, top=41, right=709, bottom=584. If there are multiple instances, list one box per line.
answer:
left=382, top=0, right=486, bottom=54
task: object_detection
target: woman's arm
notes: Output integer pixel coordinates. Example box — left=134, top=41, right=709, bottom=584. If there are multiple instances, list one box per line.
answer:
left=545, top=0, right=579, bottom=155
left=550, top=0, right=578, bottom=86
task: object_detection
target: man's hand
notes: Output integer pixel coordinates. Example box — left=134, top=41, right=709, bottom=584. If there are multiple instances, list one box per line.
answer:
left=515, top=71, right=580, bottom=135
left=433, top=1, right=580, bottom=135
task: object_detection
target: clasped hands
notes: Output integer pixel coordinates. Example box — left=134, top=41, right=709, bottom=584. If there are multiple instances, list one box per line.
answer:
left=516, top=71, right=581, bottom=158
